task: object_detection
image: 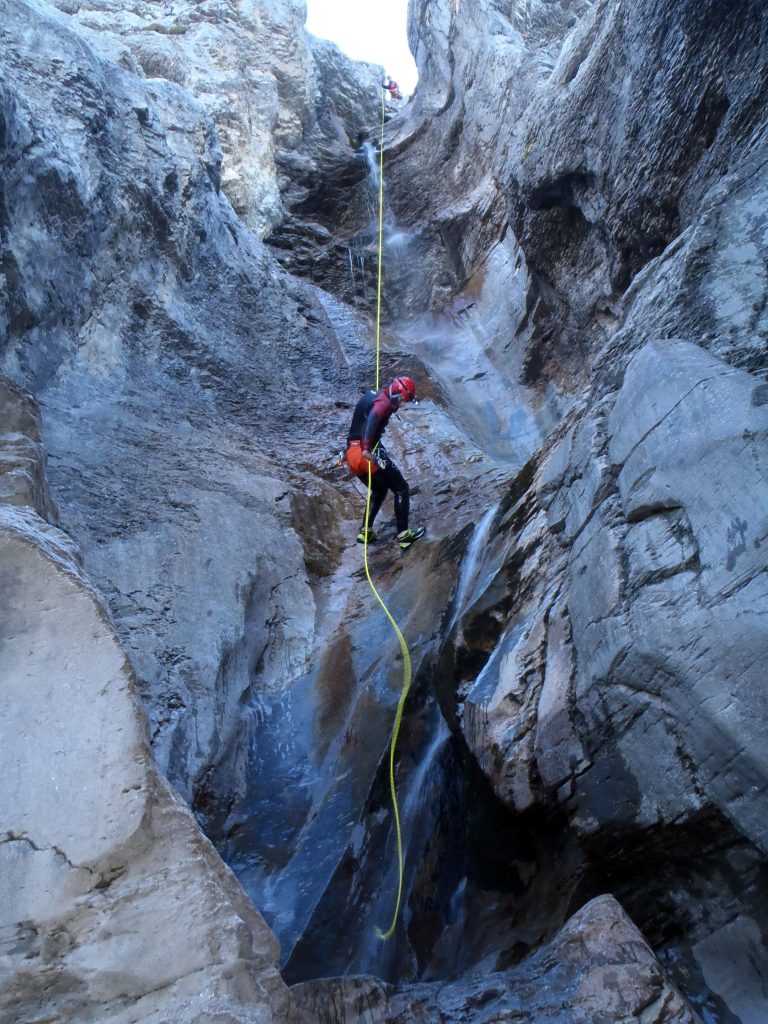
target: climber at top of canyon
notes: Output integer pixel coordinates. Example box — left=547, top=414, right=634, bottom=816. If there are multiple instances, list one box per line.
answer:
left=383, top=76, right=404, bottom=101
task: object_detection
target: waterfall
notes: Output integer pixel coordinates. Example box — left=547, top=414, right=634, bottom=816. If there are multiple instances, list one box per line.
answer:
left=347, top=247, right=356, bottom=294
left=360, top=141, right=381, bottom=226
left=361, top=140, right=380, bottom=184
left=448, top=504, right=499, bottom=634
left=350, top=713, right=453, bottom=977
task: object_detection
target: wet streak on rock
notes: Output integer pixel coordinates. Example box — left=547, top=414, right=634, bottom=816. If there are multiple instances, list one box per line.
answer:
left=282, top=662, right=582, bottom=985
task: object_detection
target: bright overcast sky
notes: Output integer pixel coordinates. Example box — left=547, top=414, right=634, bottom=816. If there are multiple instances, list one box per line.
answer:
left=305, top=0, right=418, bottom=94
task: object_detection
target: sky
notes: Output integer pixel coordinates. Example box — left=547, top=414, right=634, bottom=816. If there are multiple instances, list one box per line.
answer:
left=305, top=0, right=419, bottom=94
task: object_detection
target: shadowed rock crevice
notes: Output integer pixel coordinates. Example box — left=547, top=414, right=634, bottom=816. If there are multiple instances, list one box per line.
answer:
left=569, top=807, right=768, bottom=1023
left=281, top=667, right=582, bottom=987
left=293, top=896, right=700, bottom=1024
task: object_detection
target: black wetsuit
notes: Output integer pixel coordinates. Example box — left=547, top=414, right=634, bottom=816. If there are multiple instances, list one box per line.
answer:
left=347, top=389, right=410, bottom=532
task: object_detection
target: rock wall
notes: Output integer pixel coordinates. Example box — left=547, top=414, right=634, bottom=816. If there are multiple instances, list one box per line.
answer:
left=2, top=0, right=767, bottom=1020
left=2, top=0, right=328, bottom=798
left=53, top=0, right=382, bottom=237
left=0, top=381, right=299, bottom=1022
left=2, top=0, right=517, bottom=1018
left=379, top=0, right=768, bottom=1018
left=388, top=0, right=768, bottom=375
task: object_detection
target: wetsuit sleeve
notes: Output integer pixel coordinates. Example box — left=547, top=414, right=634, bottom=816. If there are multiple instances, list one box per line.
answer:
left=362, top=392, right=394, bottom=452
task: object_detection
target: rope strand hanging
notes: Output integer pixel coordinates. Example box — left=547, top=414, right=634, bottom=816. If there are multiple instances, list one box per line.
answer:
left=362, top=86, right=412, bottom=942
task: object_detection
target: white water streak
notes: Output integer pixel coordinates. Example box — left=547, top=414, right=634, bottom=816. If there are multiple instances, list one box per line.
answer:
left=449, top=504, right=498, bottom=632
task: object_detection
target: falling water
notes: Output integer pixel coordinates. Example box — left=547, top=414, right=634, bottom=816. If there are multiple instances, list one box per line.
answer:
left=448, top=504, right=499, bottom=633
left=351, top=714, right=452, bottom=976
left=347, top=247, right=356, bottom=294
left=358, top=249, right=368, bottom=299
left=341, top=142, right=385, bottom=302
left=361, top=140, right=380, bottom=182
left=402, top=312, right=544, bottom=466
left=400, top=717, right=452, bottom=839
left=360, top=141, right=381, bottom=225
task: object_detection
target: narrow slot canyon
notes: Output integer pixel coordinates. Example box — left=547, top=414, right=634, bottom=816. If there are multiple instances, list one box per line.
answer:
left=2, top=1, right=768, bottom=1023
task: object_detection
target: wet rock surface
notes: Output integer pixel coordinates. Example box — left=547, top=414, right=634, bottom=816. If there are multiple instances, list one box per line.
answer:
left=374, top=0, right=768, bottom=1017
left=1, top=0, right=529, bottom=1016
left=293, top=896, right=700, bottom=1024
left=383, top=0, right=768, bottom=400
left=2, top=0, right=768, bottom=1021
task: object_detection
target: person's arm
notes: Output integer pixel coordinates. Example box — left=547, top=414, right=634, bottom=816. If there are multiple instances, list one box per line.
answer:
left=362, top=392, right=394, bottom=454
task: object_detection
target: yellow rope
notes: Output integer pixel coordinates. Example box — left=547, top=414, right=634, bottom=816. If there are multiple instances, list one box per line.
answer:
left=363, top=467, right=412, bottom=940
left=375, top=87, right=385, bottom=390
left=363, top=85, right=411, bottom=941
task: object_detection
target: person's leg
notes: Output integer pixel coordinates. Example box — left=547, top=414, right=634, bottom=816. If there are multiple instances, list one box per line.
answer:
left=367, top=471, right=389, bottom=526
left=393, top=477, right=409, bottom=533
left=376, top=457, right=409, bottom=533
left=357, top=470, right=388, bottom=541
left=357, top=453, right=423, bottom=547
left=377, top=454, right=425, bottom=548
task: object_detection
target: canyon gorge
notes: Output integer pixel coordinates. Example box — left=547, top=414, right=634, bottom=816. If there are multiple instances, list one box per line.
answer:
left=2, top=0, right=768, bottom=1021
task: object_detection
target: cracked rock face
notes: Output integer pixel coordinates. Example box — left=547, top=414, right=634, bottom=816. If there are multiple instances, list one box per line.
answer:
left=382, top=0, right=768, bottom=1017
left=294, top=896, right=699, bottom=1024
left=2, top=0, right=768, bottom=1020
left=519, top=336, right=768, bottom=842
left=0, top=502, right=298, bottom=1024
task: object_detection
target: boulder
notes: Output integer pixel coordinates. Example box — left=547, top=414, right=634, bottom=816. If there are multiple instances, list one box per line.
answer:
left=293, top=895, right=700, bottom=1024
left=0, top=504, right=299, bottom=1024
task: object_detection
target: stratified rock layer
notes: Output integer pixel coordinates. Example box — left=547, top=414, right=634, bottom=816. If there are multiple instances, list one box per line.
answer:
left=0, top=497, right=298, bottom=1023
left=0, top=374, right=57, bottom=519
left=293, top=896, right=700, bottom=1024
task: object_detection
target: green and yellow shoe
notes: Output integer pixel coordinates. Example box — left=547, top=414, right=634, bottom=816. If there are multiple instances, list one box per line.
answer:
left=397, top=526, right=425, bottom=550
left=356, top=528, right=378, bottom=544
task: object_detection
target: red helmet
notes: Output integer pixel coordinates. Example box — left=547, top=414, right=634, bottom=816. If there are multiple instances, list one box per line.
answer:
left=390, top=376, right=416, bottom=402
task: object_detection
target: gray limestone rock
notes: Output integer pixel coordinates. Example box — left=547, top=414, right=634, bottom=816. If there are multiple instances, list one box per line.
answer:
left=4, top=0, right=768, bottom=1018
left=383, top=0, right=768, bottom=1014
left=458, top=338, right=768, bottom=1015
left=595, top=341, right=768, bottom=851
left=0, top=374, right=57, bottom=520
left=56, top=0, right=382, bottom=237
left=388, top=0, right=768, bottom=378
left=0, top=0, right=333, bottom=805
left=1, top=0, right=517, bottom=1000
left=294, top=895, right=700, bottom=1024
left=0, top=504, right=299, bottom=1024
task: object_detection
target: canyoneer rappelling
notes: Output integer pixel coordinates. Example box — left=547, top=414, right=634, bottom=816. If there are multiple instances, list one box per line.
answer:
left=338, top=82, right=427, bottom=944
left=382, top=76, right=403, bottom=102
left=345, top=375, right=425, bottom=549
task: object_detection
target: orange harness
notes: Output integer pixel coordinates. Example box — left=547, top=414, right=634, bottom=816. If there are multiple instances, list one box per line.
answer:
left=346, top=440, right=378, bottom=478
